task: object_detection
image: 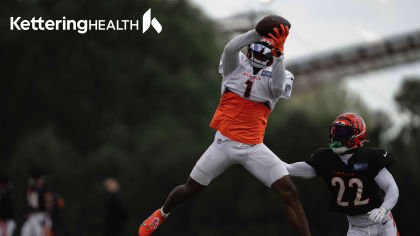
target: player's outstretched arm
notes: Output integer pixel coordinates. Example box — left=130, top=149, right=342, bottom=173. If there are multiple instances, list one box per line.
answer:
left=270, top=55, right=287, bottom=98
left=368, top=168, right=399, bottom=223
left=272, top=176, right=311, bottom=236
left=286, top=162, right=317, bottom=179
left=266, top=26, right=289, bottom=98
left=222, top=29, right=261, bottom=76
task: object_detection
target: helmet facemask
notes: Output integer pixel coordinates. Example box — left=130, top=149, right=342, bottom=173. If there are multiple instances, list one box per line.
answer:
left=329, top=125, right=355, bottom=155
left=247, top=40, right=274, bottom=69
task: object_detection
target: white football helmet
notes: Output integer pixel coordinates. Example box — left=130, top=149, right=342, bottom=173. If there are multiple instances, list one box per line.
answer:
left=247, top=39, right=274, bottom=69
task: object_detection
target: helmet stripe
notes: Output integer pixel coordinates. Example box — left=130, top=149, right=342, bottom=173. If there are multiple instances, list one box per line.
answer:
left=354, top=128, right=366, bottom=138
left=356, top=113, right=366, bottom=130
left=337, top=116, right=353, bottom=126
left=348, top=113, right=361, bottom=131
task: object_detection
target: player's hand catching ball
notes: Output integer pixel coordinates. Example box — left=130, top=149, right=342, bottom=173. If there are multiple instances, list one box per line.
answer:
left=264, top=25, right=289, bottom=57
left=368, top=207, right=388, bottom=223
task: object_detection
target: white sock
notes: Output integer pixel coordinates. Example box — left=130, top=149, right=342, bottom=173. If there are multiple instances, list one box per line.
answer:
left=160, top=207, right=170, bottom=217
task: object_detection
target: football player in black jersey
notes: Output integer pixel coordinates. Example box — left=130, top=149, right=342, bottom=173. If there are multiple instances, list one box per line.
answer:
left=287, top=112, right=399, bottom=236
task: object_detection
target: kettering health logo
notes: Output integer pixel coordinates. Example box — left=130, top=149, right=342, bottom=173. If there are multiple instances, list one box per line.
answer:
left=10, top=8, right=162, bottom=34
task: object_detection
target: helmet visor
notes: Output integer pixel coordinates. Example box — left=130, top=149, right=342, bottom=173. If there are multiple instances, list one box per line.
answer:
left=248, top=43, right=273, bottom=67
left=330, top=125, right=353, bottom=144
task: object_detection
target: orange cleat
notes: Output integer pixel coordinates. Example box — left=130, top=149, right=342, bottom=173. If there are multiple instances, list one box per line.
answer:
left=138, top=209, right=168, bottom=236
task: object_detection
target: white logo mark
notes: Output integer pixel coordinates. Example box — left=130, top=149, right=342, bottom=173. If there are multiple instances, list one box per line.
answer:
left=143, top=8, right=162, bottom=33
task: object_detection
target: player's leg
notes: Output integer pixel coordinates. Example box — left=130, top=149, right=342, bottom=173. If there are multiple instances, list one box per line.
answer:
left=378, top=212, right=399, bottom=236
left=242, top=144, right=311, bottom=236
left=139, top=138, right=232, bottom=236
left=347, top=223, right=369, bottom=236
left=162, top=177, right=205, bottom=214
left=271, top=176, right=311, bottom=236
left=164, top=138, right=233, bottom=213
left=138, top=177, right=205, bottom=236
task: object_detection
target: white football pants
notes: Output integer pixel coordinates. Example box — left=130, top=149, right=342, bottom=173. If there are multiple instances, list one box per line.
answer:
left=347, top=212, right=399, bottom=236
left=190, top=131, right=289, bottom=187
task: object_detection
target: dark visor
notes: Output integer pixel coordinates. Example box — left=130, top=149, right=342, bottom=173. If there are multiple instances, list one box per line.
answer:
left=252, top=50, right=271, bottom=61
left=330, top=125, right=353, bottom=141
left=250, top=43, right=273, bottom=61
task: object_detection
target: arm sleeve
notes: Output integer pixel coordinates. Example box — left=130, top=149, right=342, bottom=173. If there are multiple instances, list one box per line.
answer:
left=305, top=150, right=323, bottom=176
left=286, top=162, right=317, bottom=179
left=269, top=56, right=288, bottom=98
left=21, top=222, right=41, bottom=236
left=374, top=168, right=399, bottom=211
left=221, top=29, right=261, bottom=76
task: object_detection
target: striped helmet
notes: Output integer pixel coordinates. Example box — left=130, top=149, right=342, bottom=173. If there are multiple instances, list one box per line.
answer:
left=329, top=112, right=367, bottom=154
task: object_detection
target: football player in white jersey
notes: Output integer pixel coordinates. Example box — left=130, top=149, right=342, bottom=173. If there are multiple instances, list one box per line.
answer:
left=139, top=22, right=311, bottom=236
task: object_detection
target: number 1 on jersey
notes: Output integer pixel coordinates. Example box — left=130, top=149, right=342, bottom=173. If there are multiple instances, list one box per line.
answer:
left=244, top=80, right=254, bottom=98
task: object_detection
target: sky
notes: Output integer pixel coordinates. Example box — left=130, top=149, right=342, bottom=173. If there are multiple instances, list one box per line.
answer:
left=189, top=0, right=420, bottom=58
left=189, top=0, right=420, bottom=128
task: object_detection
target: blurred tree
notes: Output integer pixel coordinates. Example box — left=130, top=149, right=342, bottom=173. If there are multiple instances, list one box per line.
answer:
left=1, top=0, right=221, bottom=235
left=387, top=77, right=420, bottom=235
left=395, top=78, right=420, bottom=118
left=391, top=78, right=420, bottom=175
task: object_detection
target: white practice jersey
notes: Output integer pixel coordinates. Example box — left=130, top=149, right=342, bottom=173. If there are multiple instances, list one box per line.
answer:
left=0, top=220, right=15, bottom=236
left=219, top=52, right=294, bottom=110
left=21, top=213, right=52, bottom=236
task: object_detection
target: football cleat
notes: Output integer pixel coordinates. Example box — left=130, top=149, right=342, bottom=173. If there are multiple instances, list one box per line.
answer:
left=138, top=209, right=167, bottom=236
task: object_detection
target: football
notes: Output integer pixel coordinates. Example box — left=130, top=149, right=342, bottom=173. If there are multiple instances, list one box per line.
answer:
left=255, top=15, right=291, bottom=37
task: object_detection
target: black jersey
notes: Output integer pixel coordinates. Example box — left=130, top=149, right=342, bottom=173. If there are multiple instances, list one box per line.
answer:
left=306, top=147, right=394, bottom=216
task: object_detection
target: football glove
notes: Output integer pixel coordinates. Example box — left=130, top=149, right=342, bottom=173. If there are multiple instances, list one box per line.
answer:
left=368, top=207, right=388, bottom=223
left=264, top=24, right=289, bottom=57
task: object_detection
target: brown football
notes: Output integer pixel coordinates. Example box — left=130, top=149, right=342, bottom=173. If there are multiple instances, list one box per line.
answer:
left=255, top=15, right=291, bottom=37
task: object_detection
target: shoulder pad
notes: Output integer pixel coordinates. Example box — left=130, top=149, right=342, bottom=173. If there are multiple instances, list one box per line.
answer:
left=360, top=147, right=395, bottom=170
left=309, top=148, right=334, bottom=164
left=313, top=148, right=334, bottom=156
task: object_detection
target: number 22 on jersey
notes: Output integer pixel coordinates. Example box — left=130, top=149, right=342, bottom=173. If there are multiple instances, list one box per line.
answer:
left=331, top=177, right=370, bottom=207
